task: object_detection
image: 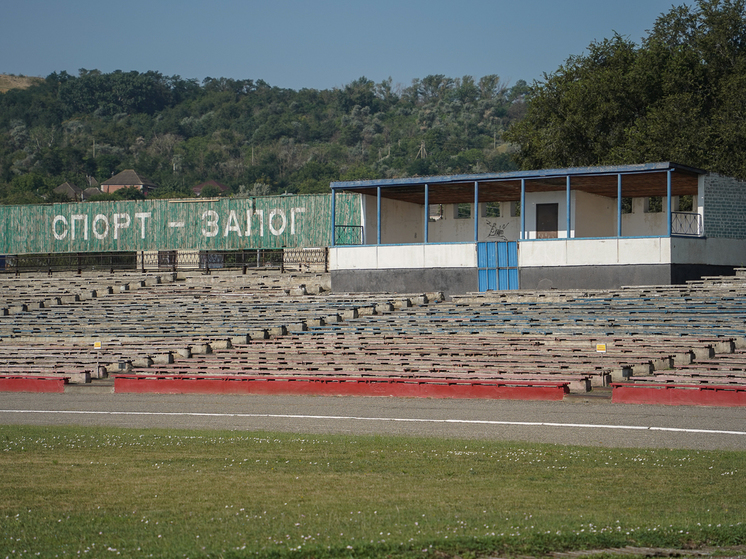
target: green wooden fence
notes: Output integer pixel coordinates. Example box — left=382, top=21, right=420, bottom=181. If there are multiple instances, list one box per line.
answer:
left=0, top=193, right=361, bottom=254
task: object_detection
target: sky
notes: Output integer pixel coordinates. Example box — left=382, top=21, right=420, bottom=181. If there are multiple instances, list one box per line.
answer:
left=1, top=0, right=688, bottom=91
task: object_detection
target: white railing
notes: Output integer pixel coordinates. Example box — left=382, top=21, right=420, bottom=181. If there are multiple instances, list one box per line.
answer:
left=672, top=212, right=703, bottom=237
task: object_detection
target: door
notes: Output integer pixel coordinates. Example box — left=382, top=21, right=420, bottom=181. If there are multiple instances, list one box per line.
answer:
left=536, top=203, right=558, bottom=239
left=478, top=241, right=518, bottom=291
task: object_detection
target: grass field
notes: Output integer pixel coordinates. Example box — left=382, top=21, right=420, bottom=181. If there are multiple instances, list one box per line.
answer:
left=1, top=425, right=744, bottom=558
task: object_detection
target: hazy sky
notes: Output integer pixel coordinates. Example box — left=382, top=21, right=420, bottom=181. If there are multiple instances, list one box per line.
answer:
left=1, top=0, right=686, bottom=91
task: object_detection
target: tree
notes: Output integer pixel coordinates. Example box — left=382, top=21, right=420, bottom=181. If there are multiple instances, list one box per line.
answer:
left=504, top=0, right=746, bottom=179
left=198, top=184, right=221, bottom=197
left=0, top=70, right=527, bottom=202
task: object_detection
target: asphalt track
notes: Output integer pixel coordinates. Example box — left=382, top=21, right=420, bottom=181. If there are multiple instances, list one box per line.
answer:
left=1, top=392, right=745, bottom=451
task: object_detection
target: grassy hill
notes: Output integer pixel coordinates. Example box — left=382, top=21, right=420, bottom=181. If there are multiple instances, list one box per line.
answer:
left=0, top=70, right=527, bottom=203
left=0, top=73, right=43, bottom=93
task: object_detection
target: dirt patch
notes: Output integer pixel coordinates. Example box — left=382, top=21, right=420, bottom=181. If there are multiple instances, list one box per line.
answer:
left=0, top=74, right=43, bottom=93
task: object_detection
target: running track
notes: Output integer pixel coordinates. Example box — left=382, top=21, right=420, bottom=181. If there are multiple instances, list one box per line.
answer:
left=1, top=393, right=745, bottom=450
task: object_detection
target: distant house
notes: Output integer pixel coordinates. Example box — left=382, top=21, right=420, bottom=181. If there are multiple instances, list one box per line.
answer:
left=81, top=187, right=103, bottom=201
left=193, top=180, right=230, bottom=197
left=101, top=169, right=157, bottom=196
left=53, top=182, right=83, bottom=201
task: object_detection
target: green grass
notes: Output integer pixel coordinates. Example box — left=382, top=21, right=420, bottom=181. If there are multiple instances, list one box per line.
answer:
left=0, top=425, right=743, bottom=558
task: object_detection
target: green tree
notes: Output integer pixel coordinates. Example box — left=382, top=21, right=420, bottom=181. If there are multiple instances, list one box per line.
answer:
left=504, top=34, right=645, bottom=169
left=198, top=184, right=221, bottom=197
left=505, top=0, right=746, bottom=179
left=1, top=69, right=528, bottom=200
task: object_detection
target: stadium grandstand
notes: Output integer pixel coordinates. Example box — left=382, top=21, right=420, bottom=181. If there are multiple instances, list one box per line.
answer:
left=1, top=163, right=746, bottom=406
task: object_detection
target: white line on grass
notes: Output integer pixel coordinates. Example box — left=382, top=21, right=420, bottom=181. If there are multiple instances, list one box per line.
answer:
left=1, top=409, right=745, bottom=436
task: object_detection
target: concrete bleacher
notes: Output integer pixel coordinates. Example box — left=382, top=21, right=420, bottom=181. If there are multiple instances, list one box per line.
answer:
left=1, top=268, right=746, bottom=398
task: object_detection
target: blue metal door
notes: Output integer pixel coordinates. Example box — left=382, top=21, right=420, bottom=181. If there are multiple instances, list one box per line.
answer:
left=478, top=241, right=518, bottom=291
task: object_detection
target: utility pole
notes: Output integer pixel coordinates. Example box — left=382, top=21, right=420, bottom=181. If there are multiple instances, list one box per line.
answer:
left=416, top=140, right=427, bottom=160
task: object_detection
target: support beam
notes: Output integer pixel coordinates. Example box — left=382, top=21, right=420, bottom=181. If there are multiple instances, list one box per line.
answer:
left=424, top=184, right=429, bottom=244
left=377, top=186, right=381, bottom=245
left=331, top=189, right=336, bottom=246
left=667, top=170, right=672, bottom=237
left=566, top=175, right=571, bottom=238
left=520, top=179, right=526, bottom=239
left=474, top=181, right=479, bottom=242
left=617, top=174, right=622, bottom=238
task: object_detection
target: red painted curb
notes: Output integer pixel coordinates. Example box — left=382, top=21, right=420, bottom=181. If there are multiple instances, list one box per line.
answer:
left=114, top=374, right=570, bottom=401
left=611, top=383, right=746, bottom=407
left=0, top=376, right=68, bottom=393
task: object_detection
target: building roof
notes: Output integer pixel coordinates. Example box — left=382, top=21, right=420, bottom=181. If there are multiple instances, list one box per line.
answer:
left=330, top=162, right=706, bottom=205
left=101, top=169, right=157, bottom=189
left=53, top=182, right=83, bottom=200
left=193, top=180, right=230, bottom=197
left=81, top=187, right=102, bottom=200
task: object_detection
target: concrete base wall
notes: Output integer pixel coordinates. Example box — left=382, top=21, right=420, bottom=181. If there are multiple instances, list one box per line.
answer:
left=333, top=263, right=737, bottom=295
left=331, top=268, right=477, bottom=297
left=671, top=264, right=735, bottom=284
left=521, top=263, right=737, bottom=290
left=520, top=264, right=672, bottom=290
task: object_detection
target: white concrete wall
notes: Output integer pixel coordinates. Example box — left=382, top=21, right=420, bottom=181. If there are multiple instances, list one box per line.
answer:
left=519, top=237, right=672, bottom=267
left=427, top=204, right=476, bottom=243
left=333, top=236, right=746, bottom=273
left=358, top=190, right=702, bottom=249
left=523, top=191, right=572, bottom=239
left=363, top=197, right=523, bottom=244
left=574, top=191, right=616, bottom=238
left=477, top=202, right=522, bottom=242
left=330, top=243, right=477, bottom=271
left=621, top=197, right=668, bottom=236
left=384, top=198, right=423, bottom=244
left=425, top=203, right=521, bottom=243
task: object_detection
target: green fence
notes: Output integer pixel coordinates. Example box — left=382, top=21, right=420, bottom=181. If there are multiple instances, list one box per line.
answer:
left=0, top=193, right=361, bottom=254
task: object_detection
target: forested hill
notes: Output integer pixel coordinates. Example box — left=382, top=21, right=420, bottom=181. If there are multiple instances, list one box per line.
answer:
left=0, top=70, right=528, bottom=204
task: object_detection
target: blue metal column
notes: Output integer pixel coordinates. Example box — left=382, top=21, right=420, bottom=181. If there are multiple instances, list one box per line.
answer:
left=566, top=175, right=571, bottom=238
left=377, top=186, right=381, bottom=245
left=617, top=174, right=622, bottom=237
left=474, top=181, right=479, bottom=242
left=331, top=189, right=337, bottom=246
left=667, top=170, right=672, bottom=237
left=520, top=179, right=526, bottom=239
left=424, top=184, right=429, bottom=243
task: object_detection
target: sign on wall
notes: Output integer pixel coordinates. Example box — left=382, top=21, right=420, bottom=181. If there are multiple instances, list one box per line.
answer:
left=0, top=193, right=361, bottom=254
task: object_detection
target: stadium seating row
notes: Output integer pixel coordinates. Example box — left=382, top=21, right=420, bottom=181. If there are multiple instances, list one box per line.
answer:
left=1, top=268, right=746, bottom=396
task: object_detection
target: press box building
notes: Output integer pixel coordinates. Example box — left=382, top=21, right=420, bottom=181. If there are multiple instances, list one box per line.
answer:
left=328, top=162, right=746, bottom=295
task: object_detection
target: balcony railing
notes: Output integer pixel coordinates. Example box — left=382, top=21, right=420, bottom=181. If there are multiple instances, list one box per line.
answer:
left=672, top=212, right=703, bottom=237
left=335, top=225, right=363, bottom=246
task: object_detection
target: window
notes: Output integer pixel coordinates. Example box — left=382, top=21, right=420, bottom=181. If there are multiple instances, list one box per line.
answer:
left=645, top=196, right=662, bottom=213
left=510, top=201, right=521, bottom=217
left=455, top=203, right=471, bottom=219
left=428, top=204, right=443, bottom=222
left=622, top=197, right=632, bottom=214
left=679, top=195, right=693, bottom=211
left=482, top=202, right=501, bottom=218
